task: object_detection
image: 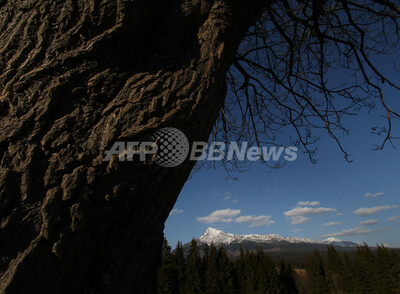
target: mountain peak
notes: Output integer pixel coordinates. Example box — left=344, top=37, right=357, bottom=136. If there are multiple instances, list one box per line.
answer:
left=200, top=227, right=236, bottom=245
left=204, top=227, right=224, bottom=235
left=323, top=237, right=343, bottom=242
left=321, top=237, right=358, bottom=247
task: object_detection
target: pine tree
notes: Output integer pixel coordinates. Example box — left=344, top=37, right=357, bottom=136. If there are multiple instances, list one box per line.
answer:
left=341, top=253, right=355, bottom=293
left=174, top=241, right=186, bottom=294
left=235, top=247, right=246, bottom=294
left=203, top=243, right=210, bottom=261
left=184, top=239, right=204, bottom=294
left=158, top=238, right=178, bottom=294
left=369, top=245, right=400, bottom=294
left=255, top=247, right=285, bottom=294
left=326, top=245, right=344, bottom=291
left=204, top=244, right=222, bottom=294
left=243, top=250, right=257, bottom=294
left=353, top=244, right=375, bottom=293
left=389, top=248, right=400, bottom=293
left=279, top=260, right=298, bottom=294
left=305, top=250, right=329, bottom=294
left=218, top=245, right=237, bottom=294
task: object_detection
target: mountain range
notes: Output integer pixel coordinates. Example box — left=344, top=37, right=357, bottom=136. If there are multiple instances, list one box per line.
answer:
left=181, top=227, right=359, bottom=260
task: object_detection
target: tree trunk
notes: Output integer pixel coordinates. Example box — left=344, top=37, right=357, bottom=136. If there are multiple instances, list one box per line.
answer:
left=0, top=0, right=264, bottom=293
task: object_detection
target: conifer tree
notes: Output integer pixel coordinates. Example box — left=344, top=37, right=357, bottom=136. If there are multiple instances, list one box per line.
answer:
left=341, top=253, right=355, bottom=293
left=256, top=247, right=285, bottom=294
left=243, top=250, right=257, bottom=294
left=279, top=260, right=298, bottom=294
left=184, top=239, right=204, bottom=294
left=218, top=245, right=237, bottom=294
left=326, top=245, right=344, bottom=291
left=204, top=244, right=222, bottom=294
left=174, top=241, right=186, bottom=294
left=389, top=248, right=400, bottom=293
left=370, top=245, right=400, bottom=293
left=353, top=245, right=375, bottom=293
left=305, top=250, right=329, bottom=294
left=203, top=243, right=210, bottom=262
left=158, top=238, right=178, bottom=294
left=235, top=247, right=246, bottom=294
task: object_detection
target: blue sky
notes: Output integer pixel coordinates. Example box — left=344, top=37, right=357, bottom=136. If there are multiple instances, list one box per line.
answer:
left=164, top=92, right=400, bottom=248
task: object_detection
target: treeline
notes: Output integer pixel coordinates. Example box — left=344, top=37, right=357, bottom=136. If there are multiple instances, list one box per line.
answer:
left=302, top=245, right=400, bottom=294
left=158, top=239, right=297, bottom=294
left=158, top=239, right=400, bottom=294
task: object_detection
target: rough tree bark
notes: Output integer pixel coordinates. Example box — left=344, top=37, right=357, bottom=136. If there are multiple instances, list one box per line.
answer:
left=0, top=0, right=265, bottom=293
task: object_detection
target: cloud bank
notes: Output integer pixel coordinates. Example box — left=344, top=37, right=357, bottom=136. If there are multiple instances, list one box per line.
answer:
left=297, top=201, right=320, bottom=206
left=284, top=206, right=337, bottom=217
left=364, top=192, right=384, bottom=198
left=196, top=209, right=241, bottom=224
left=387, top=215, right=400, bottom=221
left=290, top=216, right=311, bottom=225
left=320, top=227, right=372, bottom=238
left=359, top=219, right=379, bottom=226
left=197, top=209, right=274, bottom=227
left=353, top=205, right=398, bottom=216
left=323, top=222, right=343, bottom=227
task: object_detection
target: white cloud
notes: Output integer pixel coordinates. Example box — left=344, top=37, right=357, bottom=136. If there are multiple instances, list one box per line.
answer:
left=284, top=206, right=337, bottom=217
left=297, top=201, right=320, bottom=206
left=169, top=208, right=183, bottom=216
left=353, top=205, right=398, bottom=216
left=224, top=192, right=232, bottom=200
left=291, top=216, right=311, bottom=225
left=365, top=192, right=384, bottom=198
left=320, top=227, right=372, bottom=238
left=235, top=215, right=274, bottom=227
left=336, top=213, right=344, bottom=216
left=292, top=228, right=302, bottom=232
left=387, top=215, right=400, bottom=221
left=232, top=199, right=239, bottom=204
left=323, top=222, right=343, bottom=227
left=196, top=209, right=241, bottom=224
left=359, top=219, right=379, bottom=226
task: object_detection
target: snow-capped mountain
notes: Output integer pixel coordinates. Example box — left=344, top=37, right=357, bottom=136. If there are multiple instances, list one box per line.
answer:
left=199, top=227, right=320, bottom=245
left=181, top=227, right=358, bottom=258
left=321, top=237, right=358, bottom=247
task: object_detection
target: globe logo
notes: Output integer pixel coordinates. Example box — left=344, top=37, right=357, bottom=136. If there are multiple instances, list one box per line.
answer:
left=151, top=128, right=189, bottom=167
